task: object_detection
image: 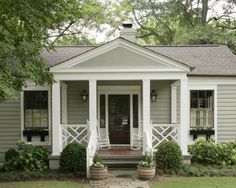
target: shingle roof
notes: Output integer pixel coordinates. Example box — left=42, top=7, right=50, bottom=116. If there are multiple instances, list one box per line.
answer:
left=42, top=43, right=236, bottom=76
left=146, top=45, right=236, bottom=76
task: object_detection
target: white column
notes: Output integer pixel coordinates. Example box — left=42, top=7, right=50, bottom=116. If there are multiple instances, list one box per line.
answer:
left=142, top=79, right=151, bottom=151
left=52, top=80, right=62, bottom=156
left=180, top=78, right=189, bottom=155
left=89, top=80, right=97, bottom=133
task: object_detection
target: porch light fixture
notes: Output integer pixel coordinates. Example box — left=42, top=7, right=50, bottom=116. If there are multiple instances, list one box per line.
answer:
left=80, top=90, right=88, bottom=102
left=151, top=89, right=158, bottom=103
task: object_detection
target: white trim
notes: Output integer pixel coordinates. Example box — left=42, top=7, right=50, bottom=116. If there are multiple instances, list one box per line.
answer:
left=180, top=78, right=189, bottom=155
left=53, top=72, right=187, bottom=81
left=142, top=79, right=151, bottom=153
left=52, top=81, right=62, bottom=155
left=89, top=80, right=97, bottom=134
left=189, top=85, right=218, bottom=143
left=21, top=85, right=51, bottom=146
left=50, top=38, right=190, bottom=72
left=51, top=68, right=186, bottom=73
left=98, top=86, right=140, bottom=92
left=98, top=86, right=141, bottom=145
left=189, top=76, right=236, bottom=85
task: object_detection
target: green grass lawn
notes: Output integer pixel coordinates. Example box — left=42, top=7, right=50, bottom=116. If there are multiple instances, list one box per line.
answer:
left=151, top=177, right=236, bottom=188
left=0, top=181, right=88, bottom=188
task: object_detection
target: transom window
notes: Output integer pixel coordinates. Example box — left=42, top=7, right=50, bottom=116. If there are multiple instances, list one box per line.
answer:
left=24, top=91, right=48, bottom=129
left=190, top=90, right=214, bottom=129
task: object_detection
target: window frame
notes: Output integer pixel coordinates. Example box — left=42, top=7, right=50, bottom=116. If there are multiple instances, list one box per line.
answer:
left=21, top=85, right=51, bottom=145
left=189, top=85, right=217, bottom=135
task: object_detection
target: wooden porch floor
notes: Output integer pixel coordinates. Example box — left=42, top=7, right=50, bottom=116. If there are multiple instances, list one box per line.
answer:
left=99, top=147, right=142, bottom=156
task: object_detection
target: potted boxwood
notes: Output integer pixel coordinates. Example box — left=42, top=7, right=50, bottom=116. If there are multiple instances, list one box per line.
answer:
left=137, top=152, right=156, bottom=180
left=90, top=152, right=107, bottom=180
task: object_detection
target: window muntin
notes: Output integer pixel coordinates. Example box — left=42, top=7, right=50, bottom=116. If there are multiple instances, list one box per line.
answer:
left=190, top=90, right=214, bottom=128
left=24, top=91, right=48, bottom=129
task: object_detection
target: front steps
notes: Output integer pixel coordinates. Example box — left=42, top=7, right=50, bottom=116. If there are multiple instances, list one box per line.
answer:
left=102, top=155, right=144, bottom=169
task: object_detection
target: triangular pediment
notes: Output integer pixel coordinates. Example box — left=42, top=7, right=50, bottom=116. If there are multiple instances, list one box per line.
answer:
left=74, top=46, right=171, bottom=69
left=50, top=38, right=191, bottom=72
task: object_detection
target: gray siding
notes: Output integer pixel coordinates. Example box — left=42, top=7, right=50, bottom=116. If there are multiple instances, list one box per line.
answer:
left=217, top=85, right=236, bottom=143
left=67, top=80, right=171, bottom=125
left=0, top=98, right=21, bottom=161
left=151, top=81, right=171, bottom=124
left=176, top=84, right=180, bottom=124
left=67, top=81, right=89, bottom=124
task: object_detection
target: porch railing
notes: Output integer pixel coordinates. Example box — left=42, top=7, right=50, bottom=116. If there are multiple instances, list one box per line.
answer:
left=86, top=128, right=97, bottom=178
left=152, top=123, right=179, bottom=150
left=61, top=124, right=88, bottom=149
left=143, top=129, right=153, bottom=154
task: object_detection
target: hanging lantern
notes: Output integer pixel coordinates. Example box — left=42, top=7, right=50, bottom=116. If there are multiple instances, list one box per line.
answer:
left=151, top=89, right=158, bottom=103
left=80, top=90, right=88, bottom=102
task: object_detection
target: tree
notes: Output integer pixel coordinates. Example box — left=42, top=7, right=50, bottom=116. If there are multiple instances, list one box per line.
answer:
left=0, top=0, right=106, bottom=101
left=117, top=0, right=236, bottom=53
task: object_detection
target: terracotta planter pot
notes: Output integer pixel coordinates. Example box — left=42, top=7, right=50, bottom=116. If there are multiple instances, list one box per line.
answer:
left=137, top=165, right=156, bottom=180
left=90, top=165, right=107, bottom=180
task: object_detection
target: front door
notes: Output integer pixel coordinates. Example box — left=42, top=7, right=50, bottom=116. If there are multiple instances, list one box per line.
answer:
left=108, top=95, right=130, bottom=144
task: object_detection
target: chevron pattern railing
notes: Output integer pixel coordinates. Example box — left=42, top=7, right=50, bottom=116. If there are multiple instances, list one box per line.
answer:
left=152, top=124, right=179, bottom=150
left=61, top=124, right=88, bottom=149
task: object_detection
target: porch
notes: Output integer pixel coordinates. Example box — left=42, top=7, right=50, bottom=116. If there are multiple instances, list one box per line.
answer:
left=50, top=78, right=189, bottom=176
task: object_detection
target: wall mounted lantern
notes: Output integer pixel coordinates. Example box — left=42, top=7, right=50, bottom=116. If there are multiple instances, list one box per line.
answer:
left=151, top=89, right=158, bottom=103
left=80, top=90, right=88, bottom=102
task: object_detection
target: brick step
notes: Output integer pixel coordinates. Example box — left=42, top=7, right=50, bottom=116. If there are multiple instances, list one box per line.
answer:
left=102, top=155, right=144, bottom=169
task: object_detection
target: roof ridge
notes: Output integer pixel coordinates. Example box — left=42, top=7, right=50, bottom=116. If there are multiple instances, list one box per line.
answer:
left=55, top=45, right=97, bottom=47
left=144, top=44, right=221, bottom=47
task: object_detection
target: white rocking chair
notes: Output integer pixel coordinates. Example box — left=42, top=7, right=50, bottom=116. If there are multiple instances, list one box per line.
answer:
left=96, top=121, right=111, bottom=150
left=130, top=121, right=143, bottom=150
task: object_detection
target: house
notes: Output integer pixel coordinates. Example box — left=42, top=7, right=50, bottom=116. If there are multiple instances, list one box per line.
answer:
left=0, top=24, right=236, bottom=176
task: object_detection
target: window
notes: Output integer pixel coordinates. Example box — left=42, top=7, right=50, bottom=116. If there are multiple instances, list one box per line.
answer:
left=24, top=91, right=48, bottom=129
left=190, top=90, right=214, bottom=128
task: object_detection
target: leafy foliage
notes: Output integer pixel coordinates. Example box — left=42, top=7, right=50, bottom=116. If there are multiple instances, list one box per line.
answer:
left=155, top=141, right=182, bottom=171
left=60, top=143, right=86, bottom=173
left=91, top=152, right=104, bottom=168
left=4, top=142, right=49, bottom=171
left=5, top=149, right=18, bottom=161
left=0, top=0, right=107, bottom=101
left=139, top=152, right=155, bottom=168
left=188, top=138, right=236, bottom=166
left=115, top=0, right=236, bottom=53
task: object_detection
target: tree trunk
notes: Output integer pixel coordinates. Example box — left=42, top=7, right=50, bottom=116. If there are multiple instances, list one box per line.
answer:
left=201, top=0, right=208, bottom=24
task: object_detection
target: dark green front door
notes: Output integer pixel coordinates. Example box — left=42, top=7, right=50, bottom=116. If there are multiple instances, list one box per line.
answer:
left=108, top=95, right=130, bottom=144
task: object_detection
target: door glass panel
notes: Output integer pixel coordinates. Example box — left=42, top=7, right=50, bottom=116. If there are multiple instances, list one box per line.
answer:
left=109, top=95, right=130, bottom=144
left=100, top=95, right=106, bottom=128
left=133, top=95, right=138, bottom=128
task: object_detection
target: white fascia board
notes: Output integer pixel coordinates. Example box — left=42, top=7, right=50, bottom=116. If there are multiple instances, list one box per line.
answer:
left=50, top=38, right=191, bottom=72
left=51, top=67, right=186, bottom=73
left=53, top=72, right=187, bottom=81
left=188, top=76, right=236, bottom=85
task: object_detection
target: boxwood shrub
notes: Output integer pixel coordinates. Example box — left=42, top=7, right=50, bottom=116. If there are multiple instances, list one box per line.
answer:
left=60, top=143, right=86, bottom=173
left=155, top=141, right=182, bottom=171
